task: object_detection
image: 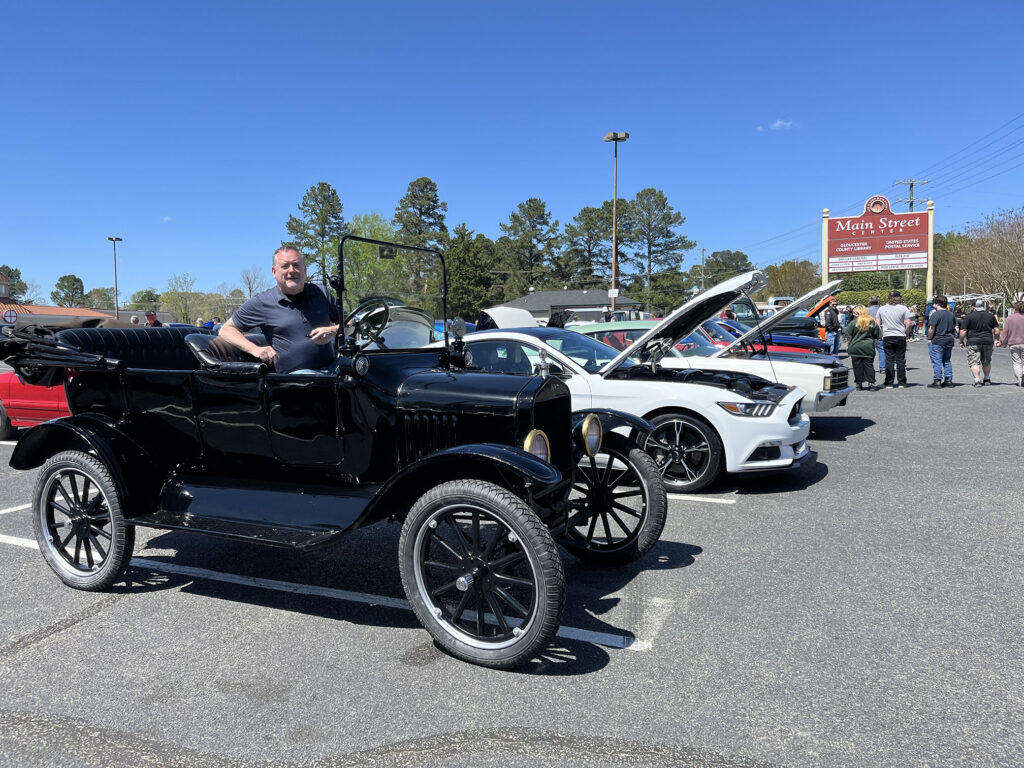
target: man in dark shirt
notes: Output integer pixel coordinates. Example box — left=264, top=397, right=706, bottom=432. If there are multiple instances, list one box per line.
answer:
left=144, top=310, right=163, bottom=327
left=821, top=298, right=841, bottom=355
left=219, top=246, right=341, bottom=373
left=959, top=299, right=1000, bottom=386
left=926, top=294, right=956, bottom=388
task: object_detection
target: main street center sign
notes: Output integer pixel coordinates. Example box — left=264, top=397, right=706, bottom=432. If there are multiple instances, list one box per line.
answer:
left=823, top=196, right=931, bottom=273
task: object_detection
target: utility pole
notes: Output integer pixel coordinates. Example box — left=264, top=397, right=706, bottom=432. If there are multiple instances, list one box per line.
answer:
left=894, top=178, right=929, bottom=290
left=700, top=247, right=706, bottom=291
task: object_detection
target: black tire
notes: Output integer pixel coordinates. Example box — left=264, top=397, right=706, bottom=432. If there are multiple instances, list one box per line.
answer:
left=32, top=450, right=135, bottom=591
left=0, top=402, right=15, bottom=441
left=399, top=479, right=564, bottom=669
left=642, top=412, right=723, bottom=493
left=562, top=433, right=667, bottom=565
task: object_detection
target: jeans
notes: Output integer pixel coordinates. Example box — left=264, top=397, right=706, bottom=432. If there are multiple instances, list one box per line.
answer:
left=826, top=331, right=841, bottom=355
left=882, top=336, right=907, bottom=385
left=876, top=338, right=886, bottom=370
left=928, top=341, right=953, bottom=382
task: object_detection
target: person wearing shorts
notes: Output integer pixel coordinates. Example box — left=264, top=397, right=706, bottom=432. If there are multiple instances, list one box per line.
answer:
left=959, top=300, right=1000, bottom=386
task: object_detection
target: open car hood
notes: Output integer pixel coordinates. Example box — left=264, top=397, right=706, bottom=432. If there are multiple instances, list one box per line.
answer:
left=597, top=270, right=769, bottom=376
left=711, top=280, right=842, bottom=359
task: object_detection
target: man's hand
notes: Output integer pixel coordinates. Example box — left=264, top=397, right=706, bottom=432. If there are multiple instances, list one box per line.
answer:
left=308, top=325, right=339, bottom=345
left=254, top=346, right=278, bottom=364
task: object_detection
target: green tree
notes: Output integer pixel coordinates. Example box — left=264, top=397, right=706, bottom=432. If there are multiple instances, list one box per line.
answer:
left=623, top=188, right=695, bottom=311
left=284, top=181, right=348, bottom=288
left=84, top=286, right=116, bottom=309
left=342, top=212, right=409, bottom=312
left=558, top=206, right=611, bottom=288
left=497, top=198, right=560, bottom=299
left=126, top=288, right=160, bottom=310
left=689, top=250, right=754, bottom=289
left=759, top=259, right=820, bottom=300
left=393, top=177, right=448, bottom=249
left=446, top=224, right=496, bottom=319
left=51, top=274, right=86, bottom=307
left=0, top=265, right=28, bottom=302
left=160, top=273, right=199, bottom=323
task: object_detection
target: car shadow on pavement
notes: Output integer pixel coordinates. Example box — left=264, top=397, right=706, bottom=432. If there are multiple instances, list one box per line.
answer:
left=730, top=455, right=829, bottom=495
left=808, top=415, right=875, bottom=441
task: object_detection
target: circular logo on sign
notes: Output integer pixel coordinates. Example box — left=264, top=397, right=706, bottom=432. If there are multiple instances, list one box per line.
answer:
left=865, top=196, right=890, bottom=214
left=2, top=308, right=17, bottom=324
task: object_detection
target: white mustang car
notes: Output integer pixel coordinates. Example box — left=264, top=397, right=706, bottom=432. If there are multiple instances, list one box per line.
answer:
left=466, top=286, right=811, bottom=493
left=577, top=276, right=855, bottom=414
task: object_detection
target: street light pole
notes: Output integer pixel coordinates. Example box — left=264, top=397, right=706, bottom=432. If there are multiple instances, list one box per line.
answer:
left=107, top=236, right=123, bottom=319
left=603, top=132, right=629, bottom=312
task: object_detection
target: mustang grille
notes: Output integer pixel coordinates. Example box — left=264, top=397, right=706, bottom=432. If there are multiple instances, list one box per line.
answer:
left=402, top=412, right=459, bottom=462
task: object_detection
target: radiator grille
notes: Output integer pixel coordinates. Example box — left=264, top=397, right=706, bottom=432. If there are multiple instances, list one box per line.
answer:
left=830, top=368, right=849, bottom=391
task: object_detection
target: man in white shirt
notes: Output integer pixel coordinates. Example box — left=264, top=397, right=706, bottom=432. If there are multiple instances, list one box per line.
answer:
left=876, top=290, right=913, bottom=388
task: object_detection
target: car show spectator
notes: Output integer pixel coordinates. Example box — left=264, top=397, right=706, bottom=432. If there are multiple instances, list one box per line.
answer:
left=960, top=299, right=1000, bottom=386
left=144, top=310, right=163, bottom=327
left=906, top=305, right=919, bottom=341
left=866, top=296, right=885, bottom=371
left=999, top=301, right=1024, bottom=387
left=844, top=305, right=881, bottom=391
left=219, top=246, right=340, bottom=374
left=876, top=291, right=913, bottom=388
left=926, top=294, right=957, bottom=388
left=129, top=315, right=140, bottom=325
left=821, top=297, right=842, bottom=355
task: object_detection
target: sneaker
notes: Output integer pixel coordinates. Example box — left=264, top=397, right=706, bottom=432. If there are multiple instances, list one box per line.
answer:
left=885, top=384, right=894, bottom=389
left=973, top=380, right=982, bottom=387
left=983, top=378, right=991, bottom=386
left=941, top=380, right=951, bottom=388
left=927, top=380, right=941, bottom=388
left=897, top=384, right=906, bottom=389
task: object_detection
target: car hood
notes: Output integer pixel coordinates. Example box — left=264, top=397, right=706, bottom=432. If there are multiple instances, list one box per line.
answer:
left=711, top=280, right=842, bottom=359
left=598, top=270, right=769, bottom=376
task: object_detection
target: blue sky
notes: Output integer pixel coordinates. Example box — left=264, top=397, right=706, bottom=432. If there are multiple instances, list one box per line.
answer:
left=2, top=1, right=1022, bottom=303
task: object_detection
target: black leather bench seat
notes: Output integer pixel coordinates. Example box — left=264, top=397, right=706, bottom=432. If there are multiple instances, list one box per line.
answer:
left=55, top=327, right=215, bottom=371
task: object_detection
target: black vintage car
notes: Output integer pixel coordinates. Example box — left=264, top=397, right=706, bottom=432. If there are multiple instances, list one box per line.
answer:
left=0, top=237, right=665, bottom=668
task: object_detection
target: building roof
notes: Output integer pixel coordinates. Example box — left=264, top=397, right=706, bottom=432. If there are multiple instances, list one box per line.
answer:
left=504, top=289, right=640, bottom=315
left=0, top=299, right=113, bottom=320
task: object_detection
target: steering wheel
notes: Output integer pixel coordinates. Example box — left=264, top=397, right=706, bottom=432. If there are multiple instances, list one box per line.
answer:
left=343, top=300, right=391, bottom=349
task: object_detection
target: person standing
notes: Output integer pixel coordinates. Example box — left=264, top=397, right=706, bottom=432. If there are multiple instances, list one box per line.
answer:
left=844, top=305, right=881, bottom=391
left=876, top=291, right=913, bottom=388
left=906, top=305, right=919, bottom=341
left=821, top=297, right=842, bottom=355
left=999, top=301, right=1024, bottom=386
left=866, top=296, right=885, bottom=372
left=960, top=299, right=1000, bottom=386
left=926, top=294, right=956, bottom=388
left=144, top=310, right=163, bottom=327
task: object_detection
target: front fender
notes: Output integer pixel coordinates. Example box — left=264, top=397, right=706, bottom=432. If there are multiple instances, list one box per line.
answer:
left=572, top=408, right=654, bottom=435
left=10, top=415, right=161, bottom=516
left=355, top=443, right=564, bottom=528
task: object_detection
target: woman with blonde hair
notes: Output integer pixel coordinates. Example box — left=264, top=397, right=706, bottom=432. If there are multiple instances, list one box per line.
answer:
left=844, top=304, right=881, bottom=391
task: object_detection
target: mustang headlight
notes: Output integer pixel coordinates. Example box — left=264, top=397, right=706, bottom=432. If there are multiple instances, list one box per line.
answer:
left=523, top=429, right=551, bottom=462
left=717, top=401, right=776, bottom=418
left=577, top=413, right=603, bottom=457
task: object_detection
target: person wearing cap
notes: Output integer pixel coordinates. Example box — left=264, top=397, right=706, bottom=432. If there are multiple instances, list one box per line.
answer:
left=926, top=294, right=956, bottom=388
left=960, top=299, right=1000, bottom=386
left=866, top=296, right=885, bottom=371
left=144, top=310, right=163, bottom=327
left=821, top=297, right=842, bottom=355
left=876, top=290, right=913, bottom=388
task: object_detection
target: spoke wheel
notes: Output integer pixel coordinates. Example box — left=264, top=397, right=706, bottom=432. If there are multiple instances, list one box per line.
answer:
left=563, top=433, right=667, bottom=565
left=400, top=480, right=564, bottom=669
left=32, top=450, right=135, bottom=590
left=642, top=413, right=723, bottom=493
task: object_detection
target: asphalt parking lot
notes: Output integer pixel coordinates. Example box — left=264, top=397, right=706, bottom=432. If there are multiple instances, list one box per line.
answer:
left=0, top=342, right=1020, bottom=767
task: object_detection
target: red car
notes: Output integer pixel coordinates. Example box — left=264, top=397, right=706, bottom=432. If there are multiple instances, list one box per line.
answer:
left=0, top=369, right=70, bottom=439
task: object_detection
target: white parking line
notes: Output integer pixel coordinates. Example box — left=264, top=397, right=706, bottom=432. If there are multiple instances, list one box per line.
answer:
left=667, top=494, right=736, bottom=504
left=0, top=503, right=31, bottom=516
left=0, top=533, right=648, bottom=651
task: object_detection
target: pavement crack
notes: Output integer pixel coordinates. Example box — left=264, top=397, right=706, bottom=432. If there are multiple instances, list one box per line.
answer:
left=0, top=594, right=123, bottom=660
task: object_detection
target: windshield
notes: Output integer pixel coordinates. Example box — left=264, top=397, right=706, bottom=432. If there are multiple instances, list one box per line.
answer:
left=543, top=330, right=637, bottom=372
left=701, top=321, right=736, bottom=343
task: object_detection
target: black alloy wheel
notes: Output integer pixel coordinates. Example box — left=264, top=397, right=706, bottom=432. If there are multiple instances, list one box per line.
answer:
left=562, top=433, right=667, bottom=565
left=399, top=480, right=564, bottom=669
left=32, top=450, right=135, bottom=590
left=642, top=412, right=723, bottom=493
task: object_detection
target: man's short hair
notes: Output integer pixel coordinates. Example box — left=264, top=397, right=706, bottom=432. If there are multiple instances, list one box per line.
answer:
left=934, top=294, right=947, bottom=306
left=145, top=310, right=157, bottom=316
left=272, top=245, right=302, bottom=267
left=869, top=296, right=879, bottom=305
left=887, top=290, right=902, bottom=304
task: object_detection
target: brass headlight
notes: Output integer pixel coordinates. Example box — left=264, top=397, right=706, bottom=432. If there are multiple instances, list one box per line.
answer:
left=580, top=413, right=603, bottom=457
left=523, top=429, right=551, bottom=463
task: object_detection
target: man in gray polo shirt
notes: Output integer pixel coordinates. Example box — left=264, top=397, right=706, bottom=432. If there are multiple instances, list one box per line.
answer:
left=876, top=290, right=913, bottom=388
left=219, top=246, right=341, bottom=373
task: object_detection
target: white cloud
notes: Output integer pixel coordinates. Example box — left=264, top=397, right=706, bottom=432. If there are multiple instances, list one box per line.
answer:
left=162, top=215, right=172, bottom=223
left=770, top=118, right=793, bottom=130
left=756, top=125, right=764, bottom=132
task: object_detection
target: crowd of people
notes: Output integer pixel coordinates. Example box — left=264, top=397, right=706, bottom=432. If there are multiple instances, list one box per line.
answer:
left=834, top=292, right=1024, bottom=390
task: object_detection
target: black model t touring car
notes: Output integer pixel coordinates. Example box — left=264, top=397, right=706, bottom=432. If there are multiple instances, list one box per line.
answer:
left=0, top=237, right=666, bottom=668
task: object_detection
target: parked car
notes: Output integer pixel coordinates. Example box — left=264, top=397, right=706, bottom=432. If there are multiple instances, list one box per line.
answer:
left=0, top=237, right=666, bottom=669
left=702, top=320, right=823, bottom=355
left=715, top=318, right=829, bottom=354
left=459, top=275, right=811, bottom=493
